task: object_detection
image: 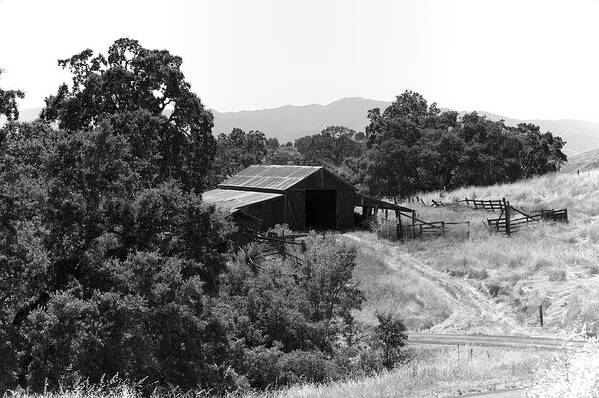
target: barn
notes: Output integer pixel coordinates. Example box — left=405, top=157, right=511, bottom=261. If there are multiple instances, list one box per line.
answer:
left=203, top=164, right=413, bottom=231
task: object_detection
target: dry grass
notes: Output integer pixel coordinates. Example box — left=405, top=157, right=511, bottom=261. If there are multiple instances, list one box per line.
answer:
left=247, top=345, right=555, bottom=398
left=351, top=243, right=452, bottom=330
left=6, top=347, right=556, bottom=398
left=526, top=339, right=599, bottom=397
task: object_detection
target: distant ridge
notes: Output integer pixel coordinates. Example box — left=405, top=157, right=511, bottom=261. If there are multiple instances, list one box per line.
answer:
left=212, top=97, right=390, bottom=144
left=561, top=148, right=599, bottom=173
left=16, top=98, right=599, bottom=154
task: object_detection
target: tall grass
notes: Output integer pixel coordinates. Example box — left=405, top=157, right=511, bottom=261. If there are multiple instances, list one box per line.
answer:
left=527, top=340, right=599, bottom=397
left=247, top=346, right=555, bottom=398
left=351, top=242, right=452, bottom=330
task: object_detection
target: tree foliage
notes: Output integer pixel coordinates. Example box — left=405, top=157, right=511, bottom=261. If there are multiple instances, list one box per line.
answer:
left=0, top=70, right=25, bottom=121
left=295, top=125, right=363, bottom=167
left=209, top=128, right=268, bottom=186
left=351, top=91, right=567, bottom=196
left=41, top=38, right=215, bottom=193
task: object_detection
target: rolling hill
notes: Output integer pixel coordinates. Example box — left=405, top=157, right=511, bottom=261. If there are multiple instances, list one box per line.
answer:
left=561, top=148, right=599, bottom=173
left=16, top=98, right=599, bottom=154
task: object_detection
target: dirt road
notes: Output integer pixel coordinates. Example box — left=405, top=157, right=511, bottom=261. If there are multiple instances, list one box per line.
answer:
left=346, top=233, right=526, bottom=335
left=408, top=332, right=585, bottom=350
left=450, top=387, right=528, bottom=398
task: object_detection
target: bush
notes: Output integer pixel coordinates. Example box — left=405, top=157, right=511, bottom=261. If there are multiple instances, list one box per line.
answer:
left=373, top=313, right=408, bottom=369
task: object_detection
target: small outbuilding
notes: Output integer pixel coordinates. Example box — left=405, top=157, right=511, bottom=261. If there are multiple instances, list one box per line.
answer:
left=202, top=164, right=413, bottom=231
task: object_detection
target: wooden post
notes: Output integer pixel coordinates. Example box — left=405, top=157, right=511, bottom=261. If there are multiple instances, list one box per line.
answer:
left=412, top=211, right=416, bottom=239
left=398, top=212, right=403, bottom=240
left=503, top=198, right=511, bottom=236
left=470, top=348, right=473, bottom=360
left=539, top=305, right=544, bottom=327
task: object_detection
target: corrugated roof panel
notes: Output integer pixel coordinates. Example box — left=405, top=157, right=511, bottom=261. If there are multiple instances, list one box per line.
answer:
left=219, top=165, right=322, bottom=191
left=202, top=189, right=283, bottom=212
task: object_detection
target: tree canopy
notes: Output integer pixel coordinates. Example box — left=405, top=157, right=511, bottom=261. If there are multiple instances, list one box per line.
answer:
left=295, top=125, right=363, bottom=167
left=209, top=128, right=268, bottom=186
left=0, top=70, right=24, bottom=121
left=41, top=38, right=215, bottom=193
left=350, top=91, right=567, bottom=196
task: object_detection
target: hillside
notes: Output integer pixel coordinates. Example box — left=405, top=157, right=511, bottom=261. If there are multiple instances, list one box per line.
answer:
left=238, top=170, right=599, bottom=398
left=212, top=97, right=390, bottom=143
left=561, top=148, right=599, bottom=173
left=16, top=99, right=599, bottom=154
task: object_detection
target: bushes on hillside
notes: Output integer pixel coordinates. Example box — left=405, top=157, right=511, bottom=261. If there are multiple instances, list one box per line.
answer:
left=0, top=38, right=413, bottom=395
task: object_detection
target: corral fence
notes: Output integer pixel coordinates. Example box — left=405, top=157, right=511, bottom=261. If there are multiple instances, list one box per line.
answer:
left=431, top=197, right=510, bottom=211
left=376, top=213, right=471, bottom=241
left=487, top=206, right=568, bottom=235
left=431, top=197, right=569, bottom=236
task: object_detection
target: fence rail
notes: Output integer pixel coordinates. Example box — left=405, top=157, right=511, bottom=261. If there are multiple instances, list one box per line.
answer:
left=487, top=207, right=568, bottom=235
left=431, top=197, right=569, bottom=236
left=377, top=216, right=471, bottom=241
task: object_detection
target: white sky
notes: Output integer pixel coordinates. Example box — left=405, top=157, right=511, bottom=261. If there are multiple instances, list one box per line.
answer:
left=1, top=0, right=598, bottom=120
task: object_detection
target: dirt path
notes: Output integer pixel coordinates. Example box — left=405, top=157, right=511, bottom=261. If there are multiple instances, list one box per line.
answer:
left=346, top=233, right=529, bottom=335
left=449, top=387, right=528, bottom=398
left=407, top=333, right=585, bottom=350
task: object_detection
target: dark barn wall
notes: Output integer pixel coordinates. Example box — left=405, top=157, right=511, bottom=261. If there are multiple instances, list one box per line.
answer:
left=336, top=190, right=356, bottom=229
left=239, top=196, right=285, bottom=230
left=285, top=191, right=306, bottom=230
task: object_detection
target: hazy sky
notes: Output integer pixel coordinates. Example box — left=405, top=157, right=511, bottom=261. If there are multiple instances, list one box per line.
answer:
left=1, top=0, right=599, bottom=120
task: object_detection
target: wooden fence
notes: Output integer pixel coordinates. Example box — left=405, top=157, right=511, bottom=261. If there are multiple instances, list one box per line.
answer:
left=432, top=197, right=511, bottom=211
left=376, top=215, right=470, bottom=241
left=487, top=206, right=568, bottom=235
left=432, top=197, right=569, bottom=236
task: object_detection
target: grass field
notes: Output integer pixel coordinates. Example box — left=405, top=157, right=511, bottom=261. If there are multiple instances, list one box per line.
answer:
left=248, top=345, right=556, bottom=398
left=277, top=169, right=599, bottom=397
left=7, top=346, right=557, bottom=398
left=345, top=171, right=599, bottom=336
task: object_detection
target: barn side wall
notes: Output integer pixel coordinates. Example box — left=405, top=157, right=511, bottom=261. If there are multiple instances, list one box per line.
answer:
left=285, top=191, right=306, bottom=230
left=336, top=190, right=356, bottom=229
left=239, top=196, right=285, bottom=230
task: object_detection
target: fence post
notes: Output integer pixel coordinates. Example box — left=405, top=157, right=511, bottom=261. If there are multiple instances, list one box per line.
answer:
left=398, top=212, right=403, bottom=241
left=411, top=211, right=416, bottom=239
left=539, top=305, right=544, bottom=327
left=503, top=198, right=511, bottom=236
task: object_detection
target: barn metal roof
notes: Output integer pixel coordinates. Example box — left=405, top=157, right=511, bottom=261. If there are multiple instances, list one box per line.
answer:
left=202, top=188, right=282, bottom=212
left=219, top=165, right=322, bottom=192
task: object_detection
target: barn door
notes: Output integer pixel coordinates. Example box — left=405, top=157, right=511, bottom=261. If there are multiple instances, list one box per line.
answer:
left=305, top=190, right=337, bottom=230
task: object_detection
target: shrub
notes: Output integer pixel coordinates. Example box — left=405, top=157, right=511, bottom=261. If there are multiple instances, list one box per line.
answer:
left=373, top=313, right=408, bottom=369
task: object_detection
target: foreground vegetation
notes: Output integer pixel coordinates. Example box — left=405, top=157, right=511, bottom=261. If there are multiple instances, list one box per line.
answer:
left=5, top=346, right=556, bottom=398
left=0, top=35, right=581, bottom=397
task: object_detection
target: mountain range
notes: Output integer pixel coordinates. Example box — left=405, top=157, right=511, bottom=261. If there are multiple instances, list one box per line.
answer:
left=17, top=97, right=599, bottom=155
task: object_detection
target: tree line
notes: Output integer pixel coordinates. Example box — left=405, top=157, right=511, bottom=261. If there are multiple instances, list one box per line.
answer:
left=0, top=39, right=406, bottom=395
left=209, top=92, right=566, bottom=198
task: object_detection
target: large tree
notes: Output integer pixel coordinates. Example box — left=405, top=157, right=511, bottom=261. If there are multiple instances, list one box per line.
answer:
left=209, top=128, right=268, bottom=186
left=356, top=91, right=567, bottom=197
left=41, top=38, right=215, bottom=193
left=0, top=70, right=24, bottom=121
left=295, top=125, right=363, bottom=167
